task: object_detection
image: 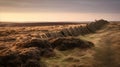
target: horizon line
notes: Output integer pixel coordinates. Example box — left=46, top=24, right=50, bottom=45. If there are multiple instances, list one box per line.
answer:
left=0, top=20, right=120, bottom=23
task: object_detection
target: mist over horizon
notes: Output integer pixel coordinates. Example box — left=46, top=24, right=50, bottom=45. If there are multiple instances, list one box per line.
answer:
left=0, top=0, right=120, bottom=22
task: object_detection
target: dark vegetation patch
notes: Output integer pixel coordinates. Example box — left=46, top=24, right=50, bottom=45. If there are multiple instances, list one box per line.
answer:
left=0, top=39, right=54, bottom=67
left=50, top=37, right=94, bottom=51
left=0, top=37, right=94, bottom=67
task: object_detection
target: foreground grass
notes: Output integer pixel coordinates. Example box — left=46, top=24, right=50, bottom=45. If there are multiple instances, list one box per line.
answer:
left=41, top=48, right=94, bottom=67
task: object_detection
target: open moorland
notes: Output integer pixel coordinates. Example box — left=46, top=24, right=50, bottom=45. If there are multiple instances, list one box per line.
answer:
left=0, top=20, right=120, bottom=67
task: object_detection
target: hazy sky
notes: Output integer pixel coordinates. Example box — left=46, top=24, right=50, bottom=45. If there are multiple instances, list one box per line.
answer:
left=0, top=0, right=120, bottom=22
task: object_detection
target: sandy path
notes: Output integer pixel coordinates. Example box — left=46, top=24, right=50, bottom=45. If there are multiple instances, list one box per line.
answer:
left=93, top=36, right=118, bottom=67
left=91, top=24, right=120, bottom=67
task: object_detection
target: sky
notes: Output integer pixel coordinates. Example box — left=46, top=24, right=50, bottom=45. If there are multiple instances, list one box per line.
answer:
left=0, top=0, right=120, bottom=22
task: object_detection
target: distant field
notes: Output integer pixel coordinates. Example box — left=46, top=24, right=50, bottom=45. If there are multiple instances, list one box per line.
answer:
left=0, top=21, right=119, bottom=27
left=0, top=22, right=88, bottom=27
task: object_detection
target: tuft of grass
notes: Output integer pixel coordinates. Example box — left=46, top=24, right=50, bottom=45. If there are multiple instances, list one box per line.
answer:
left=62, top=56, right=80, bottom=62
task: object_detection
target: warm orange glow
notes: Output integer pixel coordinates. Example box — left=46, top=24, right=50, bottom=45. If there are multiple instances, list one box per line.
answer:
left=0, top=12, right=120, bottom=22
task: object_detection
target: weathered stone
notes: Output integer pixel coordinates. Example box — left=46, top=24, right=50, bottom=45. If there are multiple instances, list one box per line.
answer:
left=60, top=29, right=70, bottom=37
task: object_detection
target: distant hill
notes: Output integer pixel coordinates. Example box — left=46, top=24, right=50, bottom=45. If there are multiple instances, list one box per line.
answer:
left=0, top=22, right=88, bottom=27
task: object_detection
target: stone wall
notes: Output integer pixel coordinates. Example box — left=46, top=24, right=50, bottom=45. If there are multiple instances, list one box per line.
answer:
left=39, top=19, right=109, bottom=38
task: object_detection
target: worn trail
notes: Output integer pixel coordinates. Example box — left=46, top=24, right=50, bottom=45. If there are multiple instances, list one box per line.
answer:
left=92, top=23, right=120, bottom=67
left=93, top=37, right=117, bottom=67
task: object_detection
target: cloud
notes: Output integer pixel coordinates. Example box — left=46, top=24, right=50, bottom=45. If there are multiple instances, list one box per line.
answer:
left=0, top=0, right=120, bottom=13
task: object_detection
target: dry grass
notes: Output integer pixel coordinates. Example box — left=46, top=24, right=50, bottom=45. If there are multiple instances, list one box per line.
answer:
left=0, top=22, right=120, bottom=67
